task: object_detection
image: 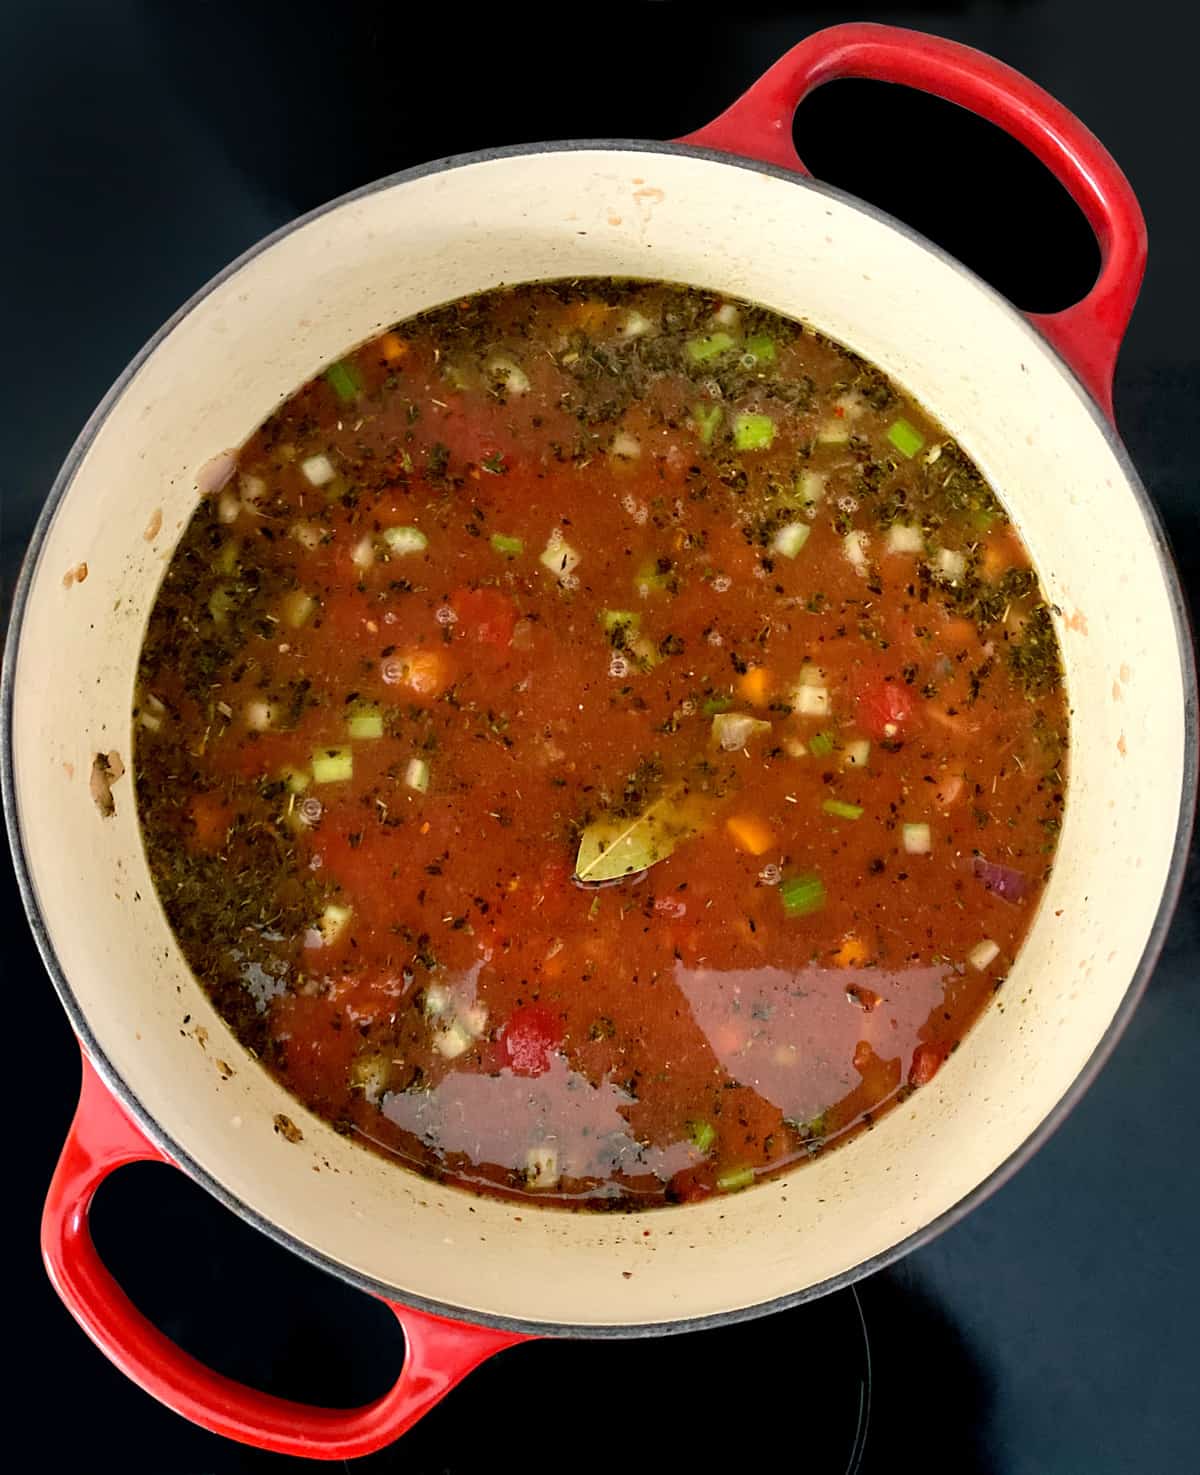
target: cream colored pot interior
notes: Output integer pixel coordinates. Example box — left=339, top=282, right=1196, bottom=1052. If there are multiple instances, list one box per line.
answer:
left=10, top=147, right=1187, bottom=1330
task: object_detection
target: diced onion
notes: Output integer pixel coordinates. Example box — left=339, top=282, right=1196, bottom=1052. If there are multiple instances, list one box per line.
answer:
left=282, top=590, right=316, bottom=628
left=843, top=530, right=869, bottom=571
left=424, top=983, right=451, bottom=1018
left=315, top=903, right=351, bottom=946
left=968, top=939, right=1000, bottom=971
left=290, top=521, right=322, bottom=551
left=382, top=526, right=427, bottom=556
left=887, top=523, right=924, bottom=555
left=617, top=310, right=653, bottom=338
left=349, top=1053, right=389, bottom=1105
left=138, top=710, right=162, bottom=733
left=610, top=431, right=641, bottom=460
left=405, top=756, right=430, bottom=792
left=485, top=355, right=530, bottom=395
left=772, top=522, right=811, bottom=559
left=793, top=684, right=830, bottom=717
left=351, top=535, right=375, bottom=569
left=217, top=488, right=241, bottom=524
left=902, top=822, right=932, bottom=855
left=935, top=547, right=966, bottom=582
left=525, top=1144, right=560, bottom=1189
left=300, top=453, right=336, bottom=487
left=540, top=530, right=580, bottom=581
left=712, top=712, right=771, bottom=750
left=433, top=1019, right=474, bottom=1059
left=244, top=700, right=275, bottom=731
left=843, top=739, right=871, bottom=768
left=460, top=1002, right=489, bottom=1038
left=818, top=419, right=851, bottom=445
left=239, top=472, right=267, bottom=503
left=713, top=303, right=739, bottom=327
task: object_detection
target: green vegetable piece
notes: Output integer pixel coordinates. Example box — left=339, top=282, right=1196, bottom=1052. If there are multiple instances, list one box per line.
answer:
left=574, top=790, right=703, bottom=884
left=807, top=731, right=835, bottom=757
left=347, top=706, right=384, bottom=740
left=281, top=765, right=310, bottom=794
left=887, top=417, right=924, bottom=458
left=688, top=1120, right=716, bottom=1153
left=312, top=748, right=354, bottom=784
left=207, top=586, right=234, bottom=625
left=634, top=562, right=671, bottom=598
left=743, top=334, right=776, bottom=365
left=716, top=1165, right=755, bottom=1193
left=692, top=403, right=722, bottom=445
left=490, top=532, right=524, bottom=557
left=686, top=331, right=736, bottom=365
left=702, top=692, right=734, bottom=715
left=822, top=798, right=863, bottom=821
left=601, top=609, right=641, bottom=634
left=780, top=871, right=826, bottom=917
left=325, top=360, right=362, bottom=403
left=732, top=413, right=776, bottom=452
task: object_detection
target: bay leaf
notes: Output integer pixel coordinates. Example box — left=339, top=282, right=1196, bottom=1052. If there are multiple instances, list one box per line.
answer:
left=574, top=789, right=703, bottom=884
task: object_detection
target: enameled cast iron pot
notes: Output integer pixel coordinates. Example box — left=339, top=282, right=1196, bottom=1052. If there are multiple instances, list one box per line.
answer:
left=4, top=24, right=1195, bottom=1460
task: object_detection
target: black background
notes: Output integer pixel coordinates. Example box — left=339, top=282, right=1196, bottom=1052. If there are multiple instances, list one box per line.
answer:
left=3, top=2, right=1199, bottom=1471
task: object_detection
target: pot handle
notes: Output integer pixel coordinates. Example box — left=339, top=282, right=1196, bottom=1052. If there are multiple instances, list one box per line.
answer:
left=676, top=21, right=1146, bottom=420
left=42, top=1052, right=527, bottom=1460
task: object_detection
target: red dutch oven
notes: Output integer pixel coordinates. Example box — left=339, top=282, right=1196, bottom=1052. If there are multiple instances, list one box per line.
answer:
left=4, top=24, right=1194, bottom=1459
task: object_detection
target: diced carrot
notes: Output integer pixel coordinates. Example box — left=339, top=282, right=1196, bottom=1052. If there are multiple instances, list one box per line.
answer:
left=562, top=300, right=610, bottom=332
left=934, top=772, right=965, bottom=807
left=939, top=617, right=978, bottom=650
left=402, top=648, right=452, bottom=699
left=981, top=543, right=1009, bottom=579
left=378, top=332, right=407, bottom=363
left=187, top=792, right=232, bottom=852
left=909, top=1042, right=944, bottom=1086
left=832, top=934, right=869, bottom=968
left=725, top=814, right=773, bottom=856
left=738, top=666, right=773, bottom=707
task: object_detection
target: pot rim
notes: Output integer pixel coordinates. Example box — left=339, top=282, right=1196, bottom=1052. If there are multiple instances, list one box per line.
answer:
left=4, top=137, right=1196, bottom=1340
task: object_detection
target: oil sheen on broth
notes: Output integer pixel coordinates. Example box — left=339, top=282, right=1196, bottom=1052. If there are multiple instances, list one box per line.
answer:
left=134, top=281, right=1067, bottom=1210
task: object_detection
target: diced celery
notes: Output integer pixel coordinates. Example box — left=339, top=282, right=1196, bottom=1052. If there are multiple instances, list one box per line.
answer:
left=601, top=609, right=641, bottom=634
left=716, top=1165, right=755, bottom=1192
left=490, top=532, right=524, bottom=557
left=325, top=361, right=361, bottom=402
left=780, top=871, right=826, bottom=917
left=692, top=403, right=722, bottom=445
left=312, top=748, right=353, bottom=784
left=843, top=739, right=871, bottom=769
left=888, top=417, right=925, bottom=458
left=743, top=334, right=776, bottom=365
left=733, top=413, right=775, bottom=452
left=347, top=706, right=384, bottom=740
left=688, top=1119, right=716, bottom=1153
left=822, top=798, right=863, bottom=821
left=281, top=765, right=310, bottom=794
left=807, top=731, right=835, bottom=757
left=685, top=331, right=736, bottom=364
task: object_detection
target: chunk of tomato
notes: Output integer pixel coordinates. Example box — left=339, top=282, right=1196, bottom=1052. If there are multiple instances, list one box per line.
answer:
left=909, top=1042, right=944, bottom=1086
left=500, top=1005, right=563, bottom=1076
left=451, top=586, right=516, bottom=648
left=856, top=678, right=915, bottom=741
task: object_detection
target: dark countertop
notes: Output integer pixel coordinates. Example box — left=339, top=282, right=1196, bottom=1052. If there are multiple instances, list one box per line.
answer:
left=3, top=3, right=1198, bottom=1471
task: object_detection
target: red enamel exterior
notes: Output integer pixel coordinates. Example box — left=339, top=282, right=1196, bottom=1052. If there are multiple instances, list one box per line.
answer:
left=40, top=22, right=1146, bottom=1457
left=678, top=22, right=1147, bottom=421
left=41, top=1052, right=526, bottom=1461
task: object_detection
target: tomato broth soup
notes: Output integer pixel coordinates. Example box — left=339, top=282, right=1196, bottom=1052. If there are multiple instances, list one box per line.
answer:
left=135, top=281, right=1067, bottom=1209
